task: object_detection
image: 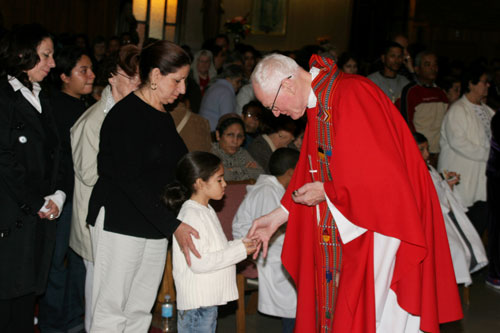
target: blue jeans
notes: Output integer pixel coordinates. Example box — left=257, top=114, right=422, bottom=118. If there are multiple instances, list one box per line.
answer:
left=177, top=306, right=218, bottom=333
left=38, top=203, right=86, bottom=333
left=282, top=317, right=295, bottom=333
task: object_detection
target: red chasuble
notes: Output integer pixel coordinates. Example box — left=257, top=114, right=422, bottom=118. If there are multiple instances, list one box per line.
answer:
left=281, top=55, right=462, bottom=332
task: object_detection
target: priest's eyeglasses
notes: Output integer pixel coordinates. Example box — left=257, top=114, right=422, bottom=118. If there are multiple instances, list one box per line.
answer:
left=268, top=75, right=292, bottom=111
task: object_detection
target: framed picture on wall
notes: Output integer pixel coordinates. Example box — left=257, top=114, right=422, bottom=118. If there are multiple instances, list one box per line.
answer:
left=250, top=0, right=288, bottom=35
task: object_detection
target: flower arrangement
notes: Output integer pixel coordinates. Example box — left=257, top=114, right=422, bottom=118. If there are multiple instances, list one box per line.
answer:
left=224, top=15, right=251, bottom=42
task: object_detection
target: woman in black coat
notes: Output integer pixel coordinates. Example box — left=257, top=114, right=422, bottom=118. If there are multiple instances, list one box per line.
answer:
left=0, top=24, right=64, bottom=332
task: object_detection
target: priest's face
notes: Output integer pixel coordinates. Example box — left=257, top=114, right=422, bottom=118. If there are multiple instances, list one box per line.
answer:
left=253, top=78, right=307, bottom=120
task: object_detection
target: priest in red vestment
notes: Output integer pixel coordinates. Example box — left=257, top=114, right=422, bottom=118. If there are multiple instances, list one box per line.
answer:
left=248, top=54, right=463, bottom=332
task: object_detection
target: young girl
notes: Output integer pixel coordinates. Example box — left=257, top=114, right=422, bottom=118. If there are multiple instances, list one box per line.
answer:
left=163, top=151, right=257, bottom=332
left=414, top=132, right=488, bottom=286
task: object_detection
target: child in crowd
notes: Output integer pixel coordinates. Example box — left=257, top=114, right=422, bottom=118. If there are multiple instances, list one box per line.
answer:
left=414, top=132, right=488, bottom=285
left=163, top=151, right=257, bottom=333
left=232, top=148, right=300, bottom=333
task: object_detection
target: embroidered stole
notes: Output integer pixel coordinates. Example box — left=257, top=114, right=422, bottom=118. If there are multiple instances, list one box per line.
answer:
left=310, top=55, right=343, bottom=332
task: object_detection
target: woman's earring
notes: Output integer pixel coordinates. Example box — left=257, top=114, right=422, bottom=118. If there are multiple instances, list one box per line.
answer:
left=151, top=82, right=157, bottom=90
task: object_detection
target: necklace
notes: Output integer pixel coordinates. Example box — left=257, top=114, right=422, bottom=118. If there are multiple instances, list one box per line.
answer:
left=137, top=89, right=165, bottom=112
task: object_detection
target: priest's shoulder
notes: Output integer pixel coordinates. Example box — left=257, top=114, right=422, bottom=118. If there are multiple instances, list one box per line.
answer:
left=338, top=73, right=382, bottom=94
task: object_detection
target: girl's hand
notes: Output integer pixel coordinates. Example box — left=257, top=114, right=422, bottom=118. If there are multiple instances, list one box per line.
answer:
left=243, top=238, right=258, bottom=255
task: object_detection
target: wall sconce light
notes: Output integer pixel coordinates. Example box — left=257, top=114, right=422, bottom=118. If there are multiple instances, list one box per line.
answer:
left=133, top=0, right=178, bottom=41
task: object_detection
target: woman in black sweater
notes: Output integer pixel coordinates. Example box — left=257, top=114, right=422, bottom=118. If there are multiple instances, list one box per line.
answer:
left=87, top=41, right=197, bottom=331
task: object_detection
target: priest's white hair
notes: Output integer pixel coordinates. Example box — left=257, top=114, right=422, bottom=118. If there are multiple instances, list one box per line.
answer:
left=251, top=53, right=299, bottom=94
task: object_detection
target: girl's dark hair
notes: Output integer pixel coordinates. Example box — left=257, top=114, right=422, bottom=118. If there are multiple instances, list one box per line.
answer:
left=216, top=116, right=245, bottom=136
left=0, top=23, right=52, bottom=90
left=138, top=40, right=191, bottom=85
left=163, top=152, right=222, bottom=214
left=462, top=65, right=488, bottom=94
left=52, top=46, right=89, bottom=89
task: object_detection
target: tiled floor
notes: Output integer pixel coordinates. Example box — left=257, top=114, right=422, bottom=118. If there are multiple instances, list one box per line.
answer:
left=152, top=268, right=500, bottom=332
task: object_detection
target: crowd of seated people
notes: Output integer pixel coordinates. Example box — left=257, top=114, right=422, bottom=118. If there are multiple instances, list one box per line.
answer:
left=1, top=22, right=499, bottom=333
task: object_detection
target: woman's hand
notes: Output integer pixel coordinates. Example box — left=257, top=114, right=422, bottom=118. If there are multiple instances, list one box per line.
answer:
left=246, top=161, right=258, bottom=169
left=174, top=222, right=201, bottom=266
left=38, top=199, right=60, bottom=220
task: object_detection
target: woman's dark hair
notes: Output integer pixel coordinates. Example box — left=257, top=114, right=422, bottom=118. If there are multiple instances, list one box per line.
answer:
left=337, top=52, right=358, bottom=70
left=216, top=115, right=245, bottom=136
left=220, top=63, right=244, bottom=79
left=52, top=46, right=89, bottom=89
left=138, top=40, right=191, bottom=85
left=413, top=132, right=428, bottom=145
left=462, top=65, right=488, bottom=94
left=163, top=152, right=222, bottom=213
left=99, top=44, right=140, bottom=82
left=0, top=23, right=52, bottom=90
left=260, top=113, right=297, bottom=135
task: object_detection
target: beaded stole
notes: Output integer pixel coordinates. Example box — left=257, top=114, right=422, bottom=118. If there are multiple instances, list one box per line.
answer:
left=310, top=55, right=343, bottom=332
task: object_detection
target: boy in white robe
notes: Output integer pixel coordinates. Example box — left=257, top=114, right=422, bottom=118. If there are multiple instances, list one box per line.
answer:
left=414, top=132, right=488, bottom=285
left=232, top=148, right=299, bottom=332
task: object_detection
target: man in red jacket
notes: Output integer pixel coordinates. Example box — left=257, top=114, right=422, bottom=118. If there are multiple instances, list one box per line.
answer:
left=247, top=53, right=462, bottom=332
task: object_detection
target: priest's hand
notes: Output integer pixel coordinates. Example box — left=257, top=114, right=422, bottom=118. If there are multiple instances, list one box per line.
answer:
left=247, top=207, right=288, bottom=259
left=174, top=222, right=201, bottom=266
left=292, top=181, right=326, bottom=206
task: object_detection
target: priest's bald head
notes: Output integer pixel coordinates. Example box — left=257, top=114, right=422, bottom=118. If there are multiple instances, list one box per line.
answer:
left=251, top=54, right=312, bottom=120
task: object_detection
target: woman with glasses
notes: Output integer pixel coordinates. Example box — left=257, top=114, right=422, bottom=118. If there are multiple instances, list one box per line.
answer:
left=212, top=115, right=264, bottom=181
left=70, top=44, right=140, bottom=331
left=439, top=65, right=495, bottom=239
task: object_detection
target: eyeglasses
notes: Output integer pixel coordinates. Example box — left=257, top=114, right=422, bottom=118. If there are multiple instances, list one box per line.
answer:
left=268, top=75, right=292, bottom=112
left=116, top=71, right=140, bottom=83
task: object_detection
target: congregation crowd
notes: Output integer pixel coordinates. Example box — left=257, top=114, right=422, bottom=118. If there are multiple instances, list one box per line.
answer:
left=0, top=21, right=499, bottom=333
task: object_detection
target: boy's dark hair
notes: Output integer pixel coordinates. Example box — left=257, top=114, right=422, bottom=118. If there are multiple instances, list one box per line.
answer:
left=412, top=132, right=428, bottom=145
left=163, top=152, right=222, bottom=214
left=269, top=148, right=300, bottom=177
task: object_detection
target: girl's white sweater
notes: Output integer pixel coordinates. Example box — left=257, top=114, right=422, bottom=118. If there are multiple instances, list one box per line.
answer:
left=173, top=199, right=247, bottom=310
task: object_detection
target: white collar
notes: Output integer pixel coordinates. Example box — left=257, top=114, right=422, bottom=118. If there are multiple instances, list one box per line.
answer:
left=7, top=75, right=42, bottom=113
left=307, top=67, right=320, bottom=108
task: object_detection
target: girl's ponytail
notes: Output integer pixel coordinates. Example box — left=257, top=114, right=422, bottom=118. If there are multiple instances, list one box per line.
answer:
left=163, top=181, right=191, bottom=215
